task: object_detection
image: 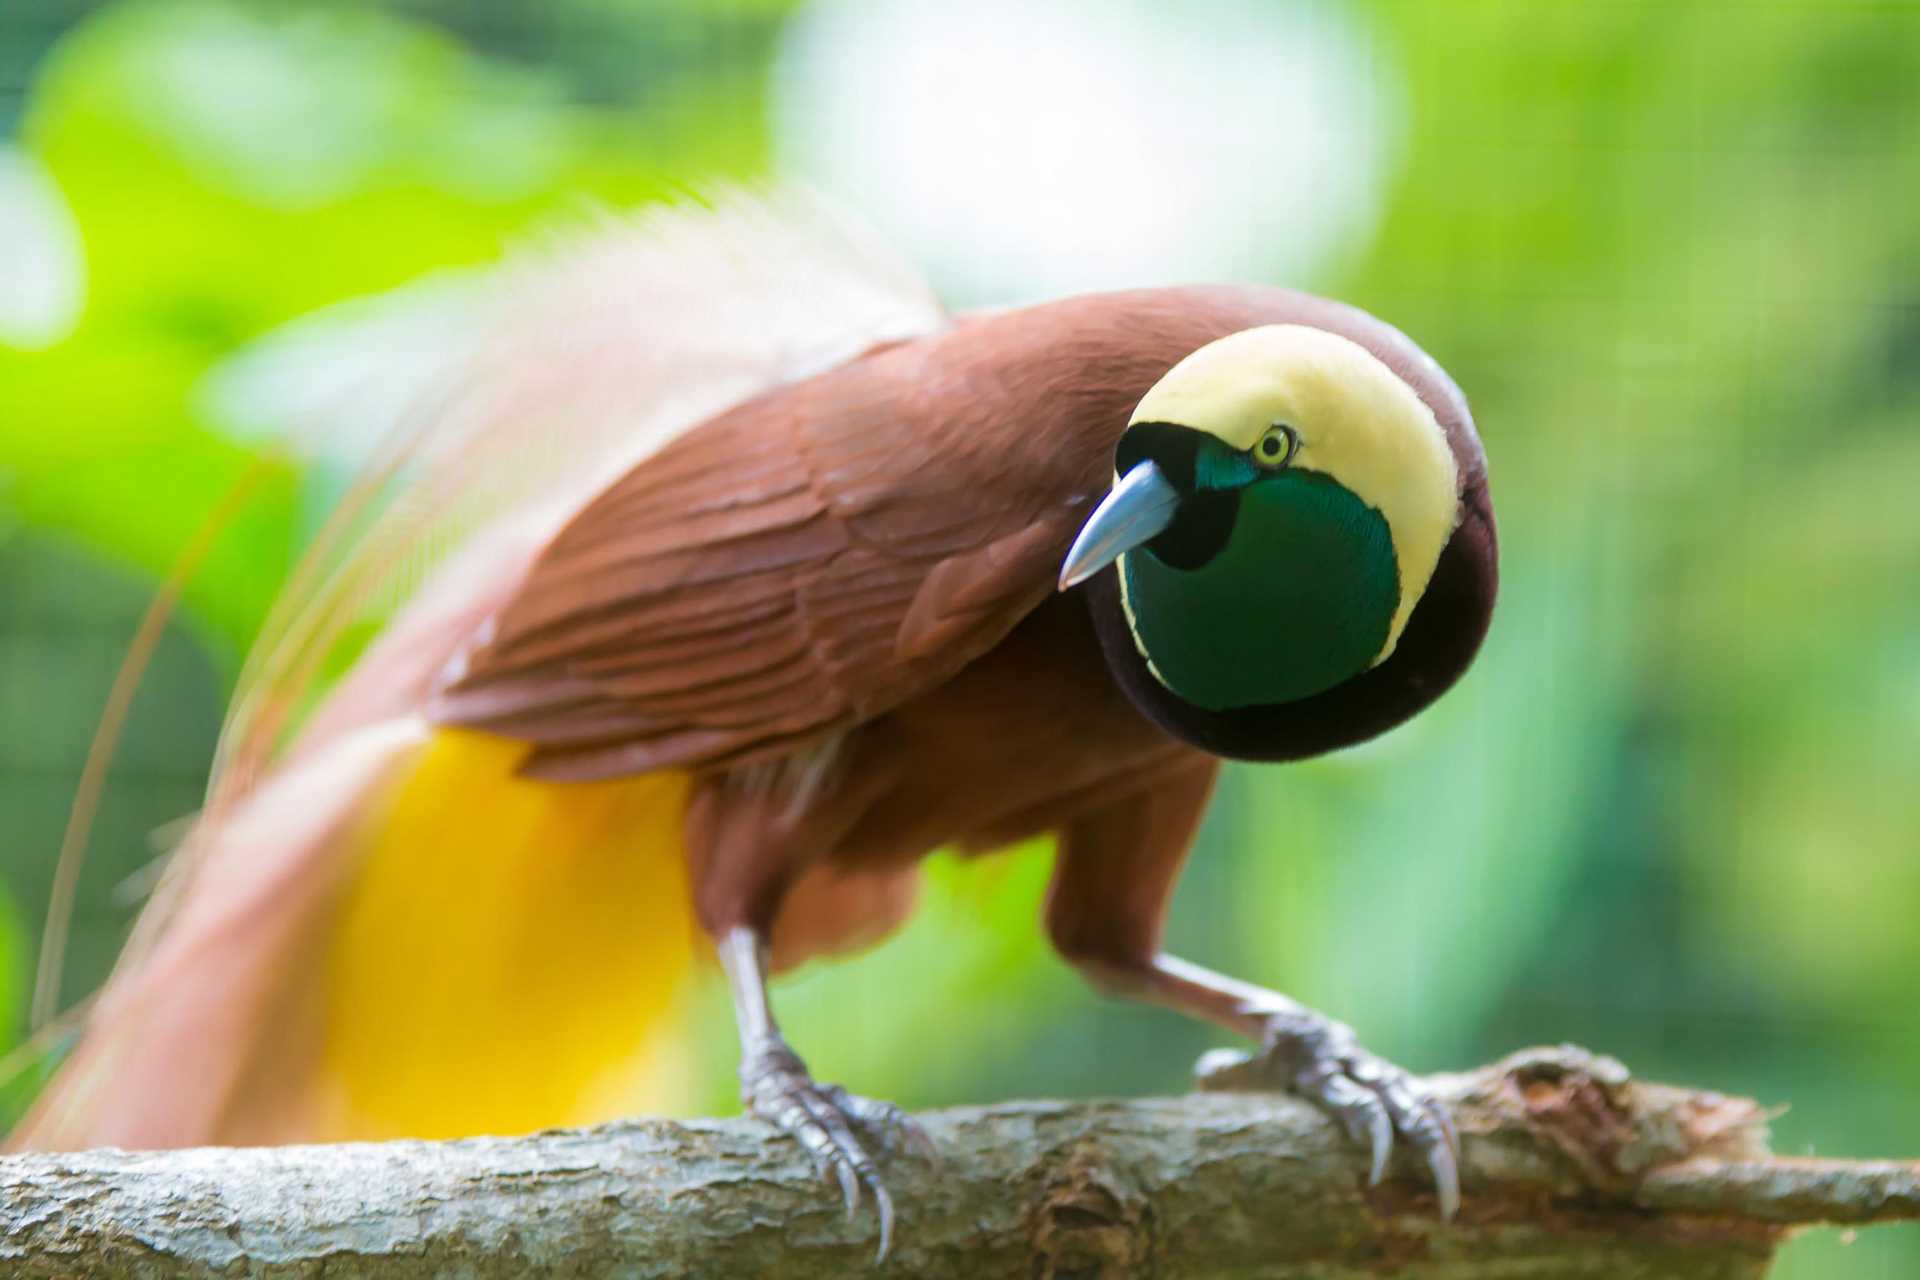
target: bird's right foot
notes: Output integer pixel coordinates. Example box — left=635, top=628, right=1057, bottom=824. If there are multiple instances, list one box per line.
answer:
left=740, top=1038, right=932, bottom=1261
left=1195, top=1009, right=1460, bottom=1217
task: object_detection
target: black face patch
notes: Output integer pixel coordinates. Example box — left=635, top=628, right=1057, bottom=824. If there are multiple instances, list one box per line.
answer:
left=1113, top=421, right=1240, bottom=569
left=1145, top=489, right=1238, bottom=569
left=1115, top=422, right=1199, bottom=490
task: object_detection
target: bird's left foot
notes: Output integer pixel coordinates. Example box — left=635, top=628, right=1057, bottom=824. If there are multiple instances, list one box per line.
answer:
left=1195, top=1011, right=1460, bottom=1217
left=740, top=1038, right=934, bottom=1260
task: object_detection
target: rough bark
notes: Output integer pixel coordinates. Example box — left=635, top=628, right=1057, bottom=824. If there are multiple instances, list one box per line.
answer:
left=2, top=1046, right=1915, bottom=1278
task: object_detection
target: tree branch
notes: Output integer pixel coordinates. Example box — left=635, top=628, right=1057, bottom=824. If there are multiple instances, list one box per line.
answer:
left=3, top=1046, right=1915, bottom=1278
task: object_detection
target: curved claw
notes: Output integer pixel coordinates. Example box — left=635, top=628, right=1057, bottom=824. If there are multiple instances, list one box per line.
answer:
left=1365, top=1112, right=1393, bottom=1187
left=872, top=1180, right=896, bottom=1261
left=830, top=1152, right=861, bottom=1220
left=742, top=1051, right=916, bottom=1263
left=1320, top=1074, right=1393, bottom=1185
left=1222, top=1015, right=1464, bottom=1217
left=795, top=1091, right=867, bottom=1209
left=1426, top=1140, right=1461, bottom=1220
left=1369, top=1062, right=1461, bottom=1216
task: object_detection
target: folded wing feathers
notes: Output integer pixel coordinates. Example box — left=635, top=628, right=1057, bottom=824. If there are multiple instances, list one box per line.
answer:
left=105, top=188, right=949, bottom=978
left=223, top=186, right=946, bottom=780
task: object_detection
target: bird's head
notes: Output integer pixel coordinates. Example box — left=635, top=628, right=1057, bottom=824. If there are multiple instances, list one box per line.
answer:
left=1060, top=322, right=1474, bottom=745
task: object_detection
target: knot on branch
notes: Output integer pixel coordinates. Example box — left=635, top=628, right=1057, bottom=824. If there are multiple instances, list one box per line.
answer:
left=1463, top=1044, right=1772, bottom=1202
left=1026, top=1140, right=1153, bottom=1280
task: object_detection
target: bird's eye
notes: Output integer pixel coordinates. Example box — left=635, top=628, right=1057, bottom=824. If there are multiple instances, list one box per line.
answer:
left=1253, top=424, right=1298, bottom=468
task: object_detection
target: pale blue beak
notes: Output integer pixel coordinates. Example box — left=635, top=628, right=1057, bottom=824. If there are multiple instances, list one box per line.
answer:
left=1057, top=460, right=1181, bottom=590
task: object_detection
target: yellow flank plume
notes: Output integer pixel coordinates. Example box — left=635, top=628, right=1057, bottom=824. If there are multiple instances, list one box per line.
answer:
left=323, top=728, right=698, bottom=1140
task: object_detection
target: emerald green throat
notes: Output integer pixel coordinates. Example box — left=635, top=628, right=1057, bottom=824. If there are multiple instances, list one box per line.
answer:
left=1120, top=470, right=1399, bottom=711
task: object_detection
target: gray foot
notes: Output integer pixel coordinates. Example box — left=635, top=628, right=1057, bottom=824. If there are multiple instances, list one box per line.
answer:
left=1196, top=1012, right=1460, bottom=1217
left=741, top=1040, right=933, bottom=1260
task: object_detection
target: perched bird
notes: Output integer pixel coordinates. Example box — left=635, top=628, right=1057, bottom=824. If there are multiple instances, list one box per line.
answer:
left=13, top=193, right=1496, bottom=1252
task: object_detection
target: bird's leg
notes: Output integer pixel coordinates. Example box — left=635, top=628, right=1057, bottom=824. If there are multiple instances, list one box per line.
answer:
left=689, top=772, right=931, bottom=1258
left=717, top=925, right=930, bottom=1259
left=1046, top=766, right=1459, bottom=1215
left=1085, top=950, right=1459, bottom=1216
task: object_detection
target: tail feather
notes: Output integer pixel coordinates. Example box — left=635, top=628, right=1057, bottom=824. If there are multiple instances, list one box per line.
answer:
left=10, top=723, right=698, bottom=1151
left=12, top=191, right=947, bottom=1152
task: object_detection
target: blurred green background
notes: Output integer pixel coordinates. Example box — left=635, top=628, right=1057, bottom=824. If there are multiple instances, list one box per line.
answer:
left=2, top=1, right=1916, bottom=1274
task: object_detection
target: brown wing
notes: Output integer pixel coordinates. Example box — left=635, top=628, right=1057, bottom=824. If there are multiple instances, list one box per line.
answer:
left=428, top=283, right=1430, bottom=780
left=428, top=334, right=1099, bottom=780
